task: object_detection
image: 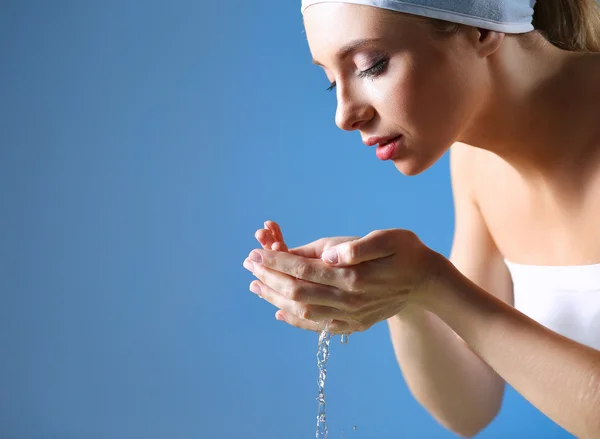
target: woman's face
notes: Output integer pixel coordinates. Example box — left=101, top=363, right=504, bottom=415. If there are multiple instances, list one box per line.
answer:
left=303, top=3, right=489, bottom=175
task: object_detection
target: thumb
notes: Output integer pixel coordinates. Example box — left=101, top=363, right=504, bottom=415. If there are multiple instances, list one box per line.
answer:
left=322, top=230, right=397, bottom=266
left=288, top=240, right=325, bottom=259
left=289, top=236, right=358, bottom=259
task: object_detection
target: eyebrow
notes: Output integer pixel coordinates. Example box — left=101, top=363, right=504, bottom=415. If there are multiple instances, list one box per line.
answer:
left=311, top=37, right=384, bottom=67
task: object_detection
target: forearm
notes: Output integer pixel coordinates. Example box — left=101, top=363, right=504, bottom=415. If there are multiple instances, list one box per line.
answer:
left=388, top=304, right=504, bottom=436
left=417, top=257, right=600, bottom=439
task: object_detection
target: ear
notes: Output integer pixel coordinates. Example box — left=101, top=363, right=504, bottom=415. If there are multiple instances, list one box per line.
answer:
left=466, top=27, right=505, bottom=58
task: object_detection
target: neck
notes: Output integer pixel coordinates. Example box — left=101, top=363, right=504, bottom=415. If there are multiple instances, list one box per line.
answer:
left=459, top=33, right=600, bottom=189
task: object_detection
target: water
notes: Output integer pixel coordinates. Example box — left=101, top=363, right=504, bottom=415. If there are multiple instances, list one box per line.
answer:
left=315, top=327, right=332, bottom=439
left=315, top=328, right=351, bottom=439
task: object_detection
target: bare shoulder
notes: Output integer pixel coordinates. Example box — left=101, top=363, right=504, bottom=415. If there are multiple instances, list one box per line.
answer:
left=449, top=141, right=504, bottom=227
left=451, top=141, right=516, bottom=209
left=448, top=142, right=513, bottom=304
left=449, top=142, right=487, bottom=199
left=449, top=142, right=475, bottom=183
left=449, top=141, right=475, bottom=164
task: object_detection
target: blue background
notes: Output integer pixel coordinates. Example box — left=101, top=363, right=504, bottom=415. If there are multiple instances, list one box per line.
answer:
left=0, top=1, right=574, bottom=438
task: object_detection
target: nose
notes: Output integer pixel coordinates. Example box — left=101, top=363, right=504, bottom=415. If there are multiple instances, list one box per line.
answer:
left=334, top=85, right=373, bottom=132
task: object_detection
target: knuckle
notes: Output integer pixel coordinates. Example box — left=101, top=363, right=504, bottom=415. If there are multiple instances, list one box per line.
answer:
left=293, top=262, right=313, bottom=279
left=297, top=305, right=312, bottom=321
left=286, top=283, right=305, bottom=302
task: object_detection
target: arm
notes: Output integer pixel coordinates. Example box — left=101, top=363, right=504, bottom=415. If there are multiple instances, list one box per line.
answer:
left=387, top=144, right=513, bottom=437
left=419, top=249, right=600, bottom=439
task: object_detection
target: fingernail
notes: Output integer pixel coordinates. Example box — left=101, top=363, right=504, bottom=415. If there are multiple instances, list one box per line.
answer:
left=249, top=251, right=262, bottom=263
left=249, top=282, right=262, bottom=296
left=323, top=248, right=338, bottom=264
left=243, top=259, right=254, bottom=272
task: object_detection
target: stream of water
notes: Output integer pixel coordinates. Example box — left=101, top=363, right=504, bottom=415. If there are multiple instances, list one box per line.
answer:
left=315, top=327, right=351, bottom=438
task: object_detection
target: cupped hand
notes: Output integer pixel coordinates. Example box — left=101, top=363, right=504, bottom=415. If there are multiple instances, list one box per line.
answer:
left=244, top=221, right=439, bottom=335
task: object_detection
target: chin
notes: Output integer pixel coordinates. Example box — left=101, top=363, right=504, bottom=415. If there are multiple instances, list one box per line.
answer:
left=393, top=147, right=448, bottom=176
left=392, top=158, right=431, bottom=176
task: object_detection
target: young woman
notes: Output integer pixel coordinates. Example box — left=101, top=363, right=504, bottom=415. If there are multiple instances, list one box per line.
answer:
left=242, top=1, right=600, bottom=437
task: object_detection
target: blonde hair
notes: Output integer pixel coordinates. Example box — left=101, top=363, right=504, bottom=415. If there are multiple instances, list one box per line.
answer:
left=415, top=0, right=600, bottom=52
left=532, top=0, right=600, bottom=52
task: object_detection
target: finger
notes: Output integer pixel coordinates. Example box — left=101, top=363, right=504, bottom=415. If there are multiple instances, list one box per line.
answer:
left=276, top=310, right=352, bottom=334
left=289, top=237, right=358, bottom=259
left=272, top=241, right=288, bottom=252
left=275, top=310, right=322, bottom=331
left=250, top=249, right=341, bottom=289
left=255, top=228, right=276, bottom=250
left=250, top=260, right=343, bottom=307
left=288, top=240, right=324, bottom=258
left=252, top=280, right=344, bottom=322
left=264, top=221, right=285, bottom=243
left=252, top=281, right=303, bottom=318
left=322, top=229, right=400, bottom=266
left=259, top=222, right=288, bottom=252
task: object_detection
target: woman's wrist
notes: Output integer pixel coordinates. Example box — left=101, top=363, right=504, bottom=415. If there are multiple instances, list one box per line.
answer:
left=408, top=248, right=453, bottom=311
left=410, top=249, right=509, bottom=347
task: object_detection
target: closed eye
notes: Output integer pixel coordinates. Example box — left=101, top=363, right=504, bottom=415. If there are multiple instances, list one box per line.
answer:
left=325, top=56, right=389, bottom=92
left=357, top=57, right=389, bottom=79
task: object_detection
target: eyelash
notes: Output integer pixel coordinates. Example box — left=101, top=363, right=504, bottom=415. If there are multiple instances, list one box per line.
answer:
left=326, top=57, right=389, bottom=92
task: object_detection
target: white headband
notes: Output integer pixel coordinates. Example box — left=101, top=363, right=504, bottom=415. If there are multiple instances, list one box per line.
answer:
left=301, top=0, right=537, bottom=33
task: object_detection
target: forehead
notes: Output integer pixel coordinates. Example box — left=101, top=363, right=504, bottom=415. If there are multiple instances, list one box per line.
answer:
left=303, top=4, right=390, bottom=46
left=303, top=4, right=425, bottom=61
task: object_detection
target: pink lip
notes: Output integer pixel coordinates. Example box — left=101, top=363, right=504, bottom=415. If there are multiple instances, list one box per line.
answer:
left=363, top=135, right=401, bottom=147
left=375, top=135, right=403, bottom=161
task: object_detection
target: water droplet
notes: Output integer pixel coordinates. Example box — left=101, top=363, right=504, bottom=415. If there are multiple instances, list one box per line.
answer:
left=352, top=425, right=358, bottom=431
left=341, top=333, right=349, bottom=344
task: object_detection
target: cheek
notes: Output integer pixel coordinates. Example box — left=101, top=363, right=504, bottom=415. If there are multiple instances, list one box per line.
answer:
left=383, top=54, right=479, bottom=144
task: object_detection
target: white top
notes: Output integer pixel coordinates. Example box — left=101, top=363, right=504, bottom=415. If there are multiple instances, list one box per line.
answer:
left=504, top=259, right=600, bottom=350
